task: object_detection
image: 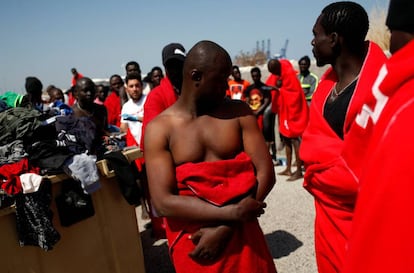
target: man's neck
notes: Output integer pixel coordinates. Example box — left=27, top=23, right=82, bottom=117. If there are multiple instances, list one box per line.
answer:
left=301, top=70, right=310, bottom=76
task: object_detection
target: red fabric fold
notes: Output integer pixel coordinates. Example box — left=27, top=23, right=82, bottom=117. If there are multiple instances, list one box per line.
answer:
left=166, top=152, right=276, bottom=273
left=140, top=77, right=178, bottom=150
left=299, top=41, right=387, bottom=273
left=175, top=152, right=256, bottom=206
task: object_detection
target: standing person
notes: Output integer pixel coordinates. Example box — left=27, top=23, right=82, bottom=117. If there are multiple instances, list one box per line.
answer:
left=141, top=43, right=186, bottom=149
left=299, top=2, right=388, bottom=273
left=94, top=84, right=108, bottom=105
left=120, top=72, right=146, bottom=146
left=71, top=68, right=84, bottom=87
left=142, top=66, right=164, bottom=91
left=18, top=77, right=44, bottom=112
left=150, top=66, right=164, bottom=89
left=125, top=61, right=151, bottom=97
left=268, top=58, right=308, bottom=181
left=140, top=42, right=186, bottom=238
left=342, top=1, right=414, bottom=272
left=120, top=72, right=149, bottom=219
left=72, top=77, right=109, bottom=154
left=104, top=74, right=124, bottom=129
left=48, top=86, right=65, bottom=103
left=68, top=68, right=83, bottom=106
left=226, top=65, right=250, bottom=100
left=144, top=40, right=276, bottom=273
left=244, top=67, right=277, bottom=162
left=297, top=55, right=319, bottom=104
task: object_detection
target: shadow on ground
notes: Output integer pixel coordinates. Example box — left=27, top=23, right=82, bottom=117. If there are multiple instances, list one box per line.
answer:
left=266, top=230, right=303, bottom=259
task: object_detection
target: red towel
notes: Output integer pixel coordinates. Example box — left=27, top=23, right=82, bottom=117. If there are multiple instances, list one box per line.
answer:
left=267, top=60, right=309, bottom=138
left=299, top=41, right=387, bottom=273
left=166, top=152, right=276, bottom=273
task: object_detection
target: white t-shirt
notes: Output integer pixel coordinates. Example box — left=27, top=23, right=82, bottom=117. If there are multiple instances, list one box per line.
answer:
left=120, top=94, right=147, bottom=145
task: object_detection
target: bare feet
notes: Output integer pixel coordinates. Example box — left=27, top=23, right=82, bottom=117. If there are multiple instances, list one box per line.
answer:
left=278, top=169, right=292, bottom=176
left=286, top=172, right=303, bottom=181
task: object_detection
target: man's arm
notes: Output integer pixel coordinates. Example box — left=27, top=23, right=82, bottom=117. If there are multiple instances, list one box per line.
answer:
left=144, top=116, right=265, bottom=222
left=239, top=105, right=276, bottom=201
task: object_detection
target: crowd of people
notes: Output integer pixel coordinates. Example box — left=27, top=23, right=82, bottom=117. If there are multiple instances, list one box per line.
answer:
left=1, top=0, right=413, bottom=272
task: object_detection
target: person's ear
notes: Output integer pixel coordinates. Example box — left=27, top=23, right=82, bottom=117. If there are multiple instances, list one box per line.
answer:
left=330, top=32, right=339, bottom=46
left=191, top=70, right=202, bottom=82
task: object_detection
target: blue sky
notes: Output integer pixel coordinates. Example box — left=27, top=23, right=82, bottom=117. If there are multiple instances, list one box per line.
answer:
left=0, top=0, right=388, bottom=94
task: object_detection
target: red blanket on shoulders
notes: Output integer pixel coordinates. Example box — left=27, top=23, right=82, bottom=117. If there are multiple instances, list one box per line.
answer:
left=266, top=60, right=308, bottom=138
left=299, top=41, right=387, bottom=273
left=343, top=39, right=414, bottom=273
left=166, top=152, right=276, bottom=273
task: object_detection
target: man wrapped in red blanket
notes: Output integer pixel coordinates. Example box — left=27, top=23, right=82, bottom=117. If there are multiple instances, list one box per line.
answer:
left=267, top=58, right=308, bottom=180
left=144, top=40, right=276, bottom=273
left=166, top=152, right=276, bottom=272
left=343, top=1, right=414, bottom=272
left=299, top=2, right=388, bottom=273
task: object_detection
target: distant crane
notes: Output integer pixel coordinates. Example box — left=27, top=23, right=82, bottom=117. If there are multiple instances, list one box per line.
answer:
left=274, top=39, right=289, bottom=59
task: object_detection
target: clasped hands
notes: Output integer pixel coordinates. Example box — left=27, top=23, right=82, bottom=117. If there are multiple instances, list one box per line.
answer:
left=188, top=196, right=266, bottom=262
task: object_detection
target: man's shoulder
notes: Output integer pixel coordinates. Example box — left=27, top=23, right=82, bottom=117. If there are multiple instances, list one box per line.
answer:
left=145, top=107, right=177, bottom=132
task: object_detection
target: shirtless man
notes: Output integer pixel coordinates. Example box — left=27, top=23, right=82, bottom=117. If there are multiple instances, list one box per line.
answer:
left=144, top=40, right=276, bottom=273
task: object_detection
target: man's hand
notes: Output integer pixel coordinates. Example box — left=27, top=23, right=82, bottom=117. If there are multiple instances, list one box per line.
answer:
left=233, top=196, right=266, bottom=222
left=188, top=225, right=233, bottom=261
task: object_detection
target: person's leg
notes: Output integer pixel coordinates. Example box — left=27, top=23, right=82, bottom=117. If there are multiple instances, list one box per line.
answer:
left=263, top=105, right=277, bottom=161
left=287, top=138, right=304, bottom=181
left=278, top=136, right=292, bottom=176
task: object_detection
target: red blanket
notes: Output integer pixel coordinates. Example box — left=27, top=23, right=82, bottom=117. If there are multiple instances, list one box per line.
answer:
left=299, top=41, right=387, bottom=273
left=140, top=77, right=178, bottom=150
left=166, top=152, right=276, bottom=273
left=104, top=92, right=121, bottom=127
left=343, top=40, right=414, bottom=273
left=266, top=60, right=308, bottom=138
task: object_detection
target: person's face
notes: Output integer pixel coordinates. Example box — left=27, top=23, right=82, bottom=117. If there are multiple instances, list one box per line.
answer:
left=96, top=86, right=107, bottom=101
left=126, top=64, right=140, bottom=76
left=311, top=15, right=333, bottom=67
left=110, top=76, right=124, bottom=93
left=126, top=79, right=143, bottom=102
left=251, top=71, right=261, bottom=83
left=76, top=79, right=96, bottom=105
left=165, top=59, right=184, bottom=91
left=231, top=68, right=241, bottom=81
left=299, top=61, right=310, bottom=73
left=151, top=70, right=163, bottom=87
left=50, top=89, right=64, bottom=102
